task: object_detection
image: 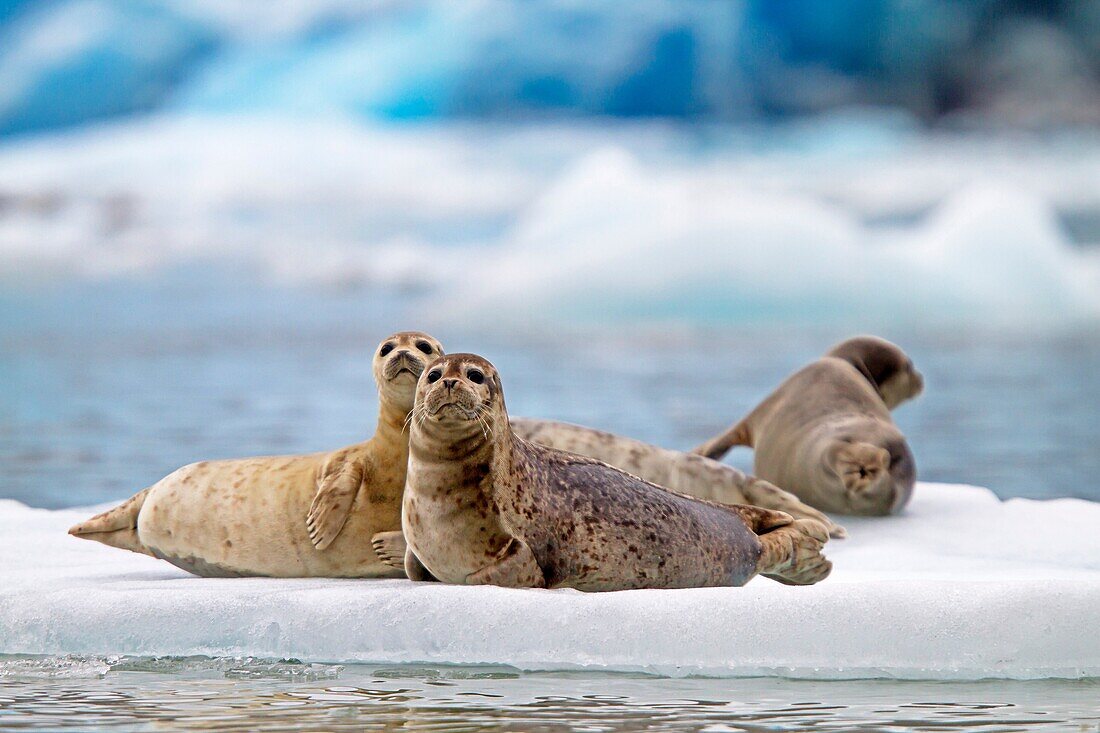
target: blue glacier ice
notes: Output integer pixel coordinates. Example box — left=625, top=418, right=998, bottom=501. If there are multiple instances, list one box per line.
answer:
left=1, top=1, right=1097, bottom=134
left=0, top=0, right=216, bottom=135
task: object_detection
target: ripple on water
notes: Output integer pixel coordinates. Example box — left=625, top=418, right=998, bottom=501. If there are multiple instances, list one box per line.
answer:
left=0, top=658, right=1098, bottom=731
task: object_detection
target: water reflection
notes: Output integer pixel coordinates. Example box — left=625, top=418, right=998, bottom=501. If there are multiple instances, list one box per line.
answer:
left=1, top=660, right=1098, bottom=731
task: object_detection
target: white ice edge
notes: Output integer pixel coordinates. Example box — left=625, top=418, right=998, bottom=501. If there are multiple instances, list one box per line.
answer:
left=3, top=483, right=1100, bottom=680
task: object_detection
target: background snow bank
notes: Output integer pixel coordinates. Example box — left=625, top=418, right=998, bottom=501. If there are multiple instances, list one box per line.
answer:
left=2, top=483, right=1099, bottom=680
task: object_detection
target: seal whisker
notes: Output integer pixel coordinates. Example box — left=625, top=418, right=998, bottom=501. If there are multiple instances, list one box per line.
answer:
left=475, top=405, right=495, bottom=439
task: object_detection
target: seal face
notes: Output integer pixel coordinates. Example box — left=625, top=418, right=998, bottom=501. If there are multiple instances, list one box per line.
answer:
left=399, top=354, right=832, bottom=591
left=825, top=335, right=924, bottom=410
left=693, top=335, right=922, bottom=516
left=68, top=331, right=444, bottom=578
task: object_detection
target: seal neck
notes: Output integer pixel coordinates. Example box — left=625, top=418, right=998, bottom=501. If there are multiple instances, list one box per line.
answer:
left=411, top=418, right=498, bottom=462
left=374, top=399, right=413, bottom=455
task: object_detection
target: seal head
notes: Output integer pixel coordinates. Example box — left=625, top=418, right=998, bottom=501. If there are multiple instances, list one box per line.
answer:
left=826, top=335, right=923, bottom=409
left=375, top=331, right=444, bottom=413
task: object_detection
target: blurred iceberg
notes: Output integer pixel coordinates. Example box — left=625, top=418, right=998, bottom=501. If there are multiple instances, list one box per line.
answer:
left=1, top=0, right=1099, bottom=134
left=1, top=116, right=1097, bottom=327
left=1, top=0, right=1098, bottom=328
left=0, top=0, right=216, bottom=135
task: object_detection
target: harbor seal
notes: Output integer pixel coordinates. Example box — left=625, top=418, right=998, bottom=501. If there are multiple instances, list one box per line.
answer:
left=391, top=353, right=831, bottom=591
left=693, top=336, right=923, bottom=516
left=510, top=418, right=845, bottom=538
left=68, top=331, right=444, bottom=577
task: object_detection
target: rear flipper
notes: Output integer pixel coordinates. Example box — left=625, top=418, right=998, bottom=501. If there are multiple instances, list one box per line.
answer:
left=741, top=478, right=847, bottom=539
left=692, top=419, right=750, bottom=460
left=753, top=516, right=831, bottom=586
left=834, top=442, right=891, bottom=496
left=67, top=488, right=153, bottom=556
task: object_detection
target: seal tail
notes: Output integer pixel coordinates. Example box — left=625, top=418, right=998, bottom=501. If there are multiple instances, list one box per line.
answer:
left=691, top=419, right=750, bottom=460
left=67, top=488, right=153, bottom=556
left=834, top=442, right=891, bottom=496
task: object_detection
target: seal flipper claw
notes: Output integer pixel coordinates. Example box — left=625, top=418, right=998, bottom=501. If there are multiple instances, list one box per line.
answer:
left=306, top=455, right=366, bottom=551
left=728, top=505, right=793, bottom=534
left=755, top=518, right=831, bottom=585
left=371, top=531, right=407, bottom=570
left=68, top=488, right=153, bottom=556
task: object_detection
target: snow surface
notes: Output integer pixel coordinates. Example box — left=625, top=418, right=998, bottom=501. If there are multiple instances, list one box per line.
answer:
left=3, top=483, right=1099, bottom=680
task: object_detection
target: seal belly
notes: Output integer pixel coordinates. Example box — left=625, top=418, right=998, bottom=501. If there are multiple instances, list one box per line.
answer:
left=402, top=487, right=512, bottom=584
left=137, top=456, right=321, bottom=577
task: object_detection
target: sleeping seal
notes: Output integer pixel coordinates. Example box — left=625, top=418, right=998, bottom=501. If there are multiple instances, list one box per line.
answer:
left=693, top=336, right=923, bottom=516
left=510, top=418, right=845, bottom=538
left=388, top=353, right=831, bottom=591
left=68, top=331, right=444, bottom=577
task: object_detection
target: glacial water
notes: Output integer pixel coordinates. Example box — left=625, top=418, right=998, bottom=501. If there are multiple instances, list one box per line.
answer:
left=2, top=659, right=1099, bottom=732
left=2, top=280, right=1098, bottom=509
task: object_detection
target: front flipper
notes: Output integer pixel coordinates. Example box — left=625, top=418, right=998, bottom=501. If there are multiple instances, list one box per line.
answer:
left=404, top=547, right=438, bottom=582
left=306, top=453, right=367, bottom=550
left=371, top=530, right=408, bottom=570
left=465, top=537, right=546, bottom=588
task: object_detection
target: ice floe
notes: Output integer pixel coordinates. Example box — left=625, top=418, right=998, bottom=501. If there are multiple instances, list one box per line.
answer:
left=2, top=483, right=1099, bottom=679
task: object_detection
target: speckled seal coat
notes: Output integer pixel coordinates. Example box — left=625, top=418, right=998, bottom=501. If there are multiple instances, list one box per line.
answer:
left=693, top=336, right=923, bottom=516
left=68, top=332, right=444, bottom=578
left=398, top=353, right=831, bottom=591
left=510, top=418, right=845, bottom=538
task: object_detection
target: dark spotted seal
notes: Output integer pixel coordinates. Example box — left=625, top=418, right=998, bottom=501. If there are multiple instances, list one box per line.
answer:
left=387, top=353, right=832, bottom=591
left=694, top=335, right=923, bottom=516
left=68, top=331, right=444, bottom=577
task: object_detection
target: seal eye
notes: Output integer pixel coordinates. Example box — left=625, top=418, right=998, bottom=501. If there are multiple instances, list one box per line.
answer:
left=379, top=343, right=394, bottom=357
left=466, top=368, right=485, bottom=385
left=416, top=341, right=433, bottom=355
left=426, top=369, right=442, bottom=384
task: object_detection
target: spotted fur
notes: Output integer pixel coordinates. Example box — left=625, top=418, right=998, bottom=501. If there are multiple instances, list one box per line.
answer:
left=400, top=353, right=832, bottom=591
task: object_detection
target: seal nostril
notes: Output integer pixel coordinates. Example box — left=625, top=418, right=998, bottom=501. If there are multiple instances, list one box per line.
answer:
left=443, top=378, right=457, bottom=389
